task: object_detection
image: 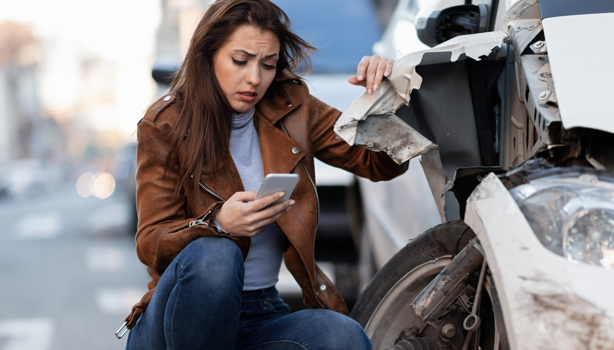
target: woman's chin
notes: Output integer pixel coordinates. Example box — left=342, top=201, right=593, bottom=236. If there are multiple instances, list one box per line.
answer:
left=231, top=101, right=256, bottom=113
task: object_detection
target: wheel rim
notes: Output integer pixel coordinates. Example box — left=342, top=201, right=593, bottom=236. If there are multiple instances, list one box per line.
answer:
left=365, top=256, right=502, bottom=350
left=365, top=256, right=451, bottom=349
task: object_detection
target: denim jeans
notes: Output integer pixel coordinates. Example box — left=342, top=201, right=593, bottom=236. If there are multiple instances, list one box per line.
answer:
left=125, top=237, right=372, bottom=350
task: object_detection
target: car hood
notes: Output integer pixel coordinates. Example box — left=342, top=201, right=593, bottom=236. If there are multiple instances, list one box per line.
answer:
left=544, top=12, right=614, bottom=134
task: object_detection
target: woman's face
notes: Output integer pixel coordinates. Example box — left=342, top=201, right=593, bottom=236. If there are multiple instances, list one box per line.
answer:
left=213, top=25, right=280, bottom=113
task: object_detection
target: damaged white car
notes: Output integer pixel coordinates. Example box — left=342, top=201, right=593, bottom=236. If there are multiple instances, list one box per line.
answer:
left=339, top=0, right=614, bottom=349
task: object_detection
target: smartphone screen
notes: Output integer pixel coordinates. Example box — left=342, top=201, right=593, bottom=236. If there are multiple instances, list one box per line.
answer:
left=255, top=173, right=300, bottom=204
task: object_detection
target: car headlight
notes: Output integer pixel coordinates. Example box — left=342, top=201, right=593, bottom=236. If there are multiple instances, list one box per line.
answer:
left=510, top=171, right=614, bottom=269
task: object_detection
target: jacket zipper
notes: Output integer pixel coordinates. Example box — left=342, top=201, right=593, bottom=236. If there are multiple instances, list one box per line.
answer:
left=199, top=182, right=226, bottom=202
left=192, top=181, right=252, bottom=261
left=188, top=183, right=226, bottom=227
left=189, top=210, right=212, bottom=228
left=278, top=121, right=320, bottom=225
left=280, top=121, right=328, bottom=308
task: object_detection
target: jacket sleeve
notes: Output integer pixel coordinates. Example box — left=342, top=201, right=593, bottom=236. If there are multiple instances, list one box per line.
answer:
left=308, top=94, right=408, bottom=181
left=134, top=118, right=223, bottom=271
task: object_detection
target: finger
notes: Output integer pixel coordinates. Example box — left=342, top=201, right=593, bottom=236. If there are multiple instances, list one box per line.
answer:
left=252, top=191, right=285, bottom=211
left=253, top=204, right=292, bottom=227
left=231, top=191, right=257, bottom=202
left=356, top=56, right=369, bottom=83
left=243, top=202, right=288, bottom=236
left=348, top=75, right=366, bottom=87
left=365, top=56, right=379, bottom=95
left=384, top=59, right=394, bottom=78
left=252, top=199, right=294, bottom=222
left=372, top=59, right=388, bottom=92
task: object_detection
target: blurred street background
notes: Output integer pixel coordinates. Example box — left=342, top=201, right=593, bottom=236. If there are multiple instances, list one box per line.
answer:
left=0, top=0, right=400, bottom=349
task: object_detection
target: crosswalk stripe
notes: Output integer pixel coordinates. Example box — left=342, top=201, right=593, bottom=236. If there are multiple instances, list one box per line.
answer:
left=0, top=318, right=53, bottom=350
left=16, top=213, right=61, bottom=240
left=85, top=203, right=130, bottom=233
left=96, top=288, right=146, bottom=314
left=85, top=246, right=125, bottom=272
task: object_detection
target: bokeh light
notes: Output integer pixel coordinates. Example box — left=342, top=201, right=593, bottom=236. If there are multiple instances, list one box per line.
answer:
left=76, top=171, right=115, bottom=199
left=91, top=172, right=116, bottom=199
left=76, top=172, right=94, bottom=198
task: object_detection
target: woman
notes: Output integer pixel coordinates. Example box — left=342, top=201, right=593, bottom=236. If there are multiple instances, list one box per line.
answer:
left=124, top=0, right=407, bottom=348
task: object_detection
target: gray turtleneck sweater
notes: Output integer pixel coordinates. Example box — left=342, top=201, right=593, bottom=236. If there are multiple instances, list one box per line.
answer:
left=227, top=108, right=286, bottom=291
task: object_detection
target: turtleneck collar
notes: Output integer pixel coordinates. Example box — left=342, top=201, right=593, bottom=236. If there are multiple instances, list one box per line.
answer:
left=232, top=108, right=256, bottom=130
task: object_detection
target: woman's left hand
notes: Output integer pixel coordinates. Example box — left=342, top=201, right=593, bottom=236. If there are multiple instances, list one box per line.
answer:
left=348, top=55, right=394, bottom=95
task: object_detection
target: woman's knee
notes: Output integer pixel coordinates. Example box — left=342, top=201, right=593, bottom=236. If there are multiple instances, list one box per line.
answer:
left=296, top=310, right=372, bottom=350
left=175, top=236, right=244, bottom=292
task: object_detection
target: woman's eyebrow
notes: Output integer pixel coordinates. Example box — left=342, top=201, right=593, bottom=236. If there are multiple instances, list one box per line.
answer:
left=232, top=49, right=278, bottom=59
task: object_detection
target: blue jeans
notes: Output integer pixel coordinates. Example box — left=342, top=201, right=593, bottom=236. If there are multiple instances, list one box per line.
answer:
left=125, top=237, right=372, bottom=350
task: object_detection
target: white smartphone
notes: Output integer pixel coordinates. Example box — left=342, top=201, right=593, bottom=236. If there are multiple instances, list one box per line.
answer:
left=255, top=173, right=300, bottom=205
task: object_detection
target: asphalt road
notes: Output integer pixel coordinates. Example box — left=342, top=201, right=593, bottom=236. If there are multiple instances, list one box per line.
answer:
left=0, top=183, right=344, bottom=350
left=0, top=185, right=149, bottom=350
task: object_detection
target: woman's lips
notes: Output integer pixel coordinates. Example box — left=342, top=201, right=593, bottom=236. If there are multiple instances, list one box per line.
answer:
left=238, top=91, right=257, bottom=102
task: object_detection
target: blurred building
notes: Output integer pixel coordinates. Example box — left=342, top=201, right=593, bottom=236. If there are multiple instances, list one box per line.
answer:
left=0, top=21, right=65, bottom=195
left=66, top=56, right=120, bottom=163
left=0, top=21, right=64, bottom=164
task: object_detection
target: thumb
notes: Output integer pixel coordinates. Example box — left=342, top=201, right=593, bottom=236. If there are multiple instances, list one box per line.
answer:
left=348, top=76, right=366, bottom=87
left=231, top=191, right=257, bottom=202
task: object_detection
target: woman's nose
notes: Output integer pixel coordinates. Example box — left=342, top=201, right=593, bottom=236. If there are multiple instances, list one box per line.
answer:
left=245, top=63, right=260, bottom=86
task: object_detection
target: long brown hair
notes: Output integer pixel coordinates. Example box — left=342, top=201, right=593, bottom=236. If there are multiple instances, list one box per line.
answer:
left=166, top=0, right=315, bottom=194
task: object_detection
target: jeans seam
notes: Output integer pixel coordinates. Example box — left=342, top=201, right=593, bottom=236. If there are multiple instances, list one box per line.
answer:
left=242, top=340, right=309, bottom=350
left=232, top=277, right=241, bottom=348
left=167, top=261, right=186, bottom=349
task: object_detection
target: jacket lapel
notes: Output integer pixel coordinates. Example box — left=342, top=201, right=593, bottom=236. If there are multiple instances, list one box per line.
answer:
left=198, top=77, right=306, bottom=199
left=255, top=94, right=304, bottom=176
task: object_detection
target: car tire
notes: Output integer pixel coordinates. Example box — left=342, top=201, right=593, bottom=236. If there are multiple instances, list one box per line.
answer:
left=350, top=221, right=506, bottom=349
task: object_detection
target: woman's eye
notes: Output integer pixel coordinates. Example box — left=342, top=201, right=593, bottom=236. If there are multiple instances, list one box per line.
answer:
left=232, top=58, right=247, bottom=66
left=262, top=64, right=276, bottom=70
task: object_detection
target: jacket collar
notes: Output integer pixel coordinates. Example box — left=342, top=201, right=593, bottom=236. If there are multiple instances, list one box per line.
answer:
left=253, top=71, right=306, bottom=175
left=255, top=71, right=304, bottom=126
left=254, top=110, right=305, bottom=177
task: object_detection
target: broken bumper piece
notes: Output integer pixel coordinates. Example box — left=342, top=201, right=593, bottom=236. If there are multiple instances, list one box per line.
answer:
left=334, top=30, right=508, bottom=161
left=333, top=31, right=508, bottom=222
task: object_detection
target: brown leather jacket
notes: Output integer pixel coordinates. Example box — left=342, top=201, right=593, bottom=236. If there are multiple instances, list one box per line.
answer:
left=124, top=73, right=408, bottom=328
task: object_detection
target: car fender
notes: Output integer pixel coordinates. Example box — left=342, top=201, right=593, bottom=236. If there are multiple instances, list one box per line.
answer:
left=465, top=173, right=614, bottom=350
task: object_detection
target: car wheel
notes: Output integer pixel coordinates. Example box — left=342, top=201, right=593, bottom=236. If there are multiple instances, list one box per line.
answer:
left=351, top=221, right=507, bottom=349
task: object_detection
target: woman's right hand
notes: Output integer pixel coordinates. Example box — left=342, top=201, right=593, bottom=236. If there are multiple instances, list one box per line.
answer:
left=214, top=191, right=294, bottom=237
